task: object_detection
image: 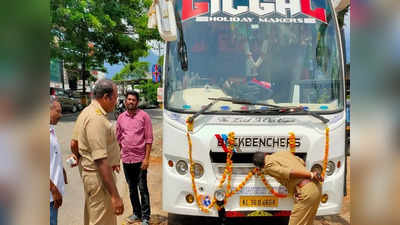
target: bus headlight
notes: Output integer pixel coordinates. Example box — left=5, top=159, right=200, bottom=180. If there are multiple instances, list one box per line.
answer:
left=325, top=161, right=336, bottom=176
left=311, top=164, right=323, bottom=174
left=176, top=160, right=188, bottom=175
left=193, top=163, right=204, bottom=178
left=214, top=189, right=226, bottom=205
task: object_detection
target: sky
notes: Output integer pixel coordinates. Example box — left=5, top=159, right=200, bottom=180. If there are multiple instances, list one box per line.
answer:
left=105, top=48, right=161, bottom=79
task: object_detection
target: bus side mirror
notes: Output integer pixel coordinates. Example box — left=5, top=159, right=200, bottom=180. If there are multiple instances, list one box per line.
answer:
left=148, top=0, right=177, bottom=42
left=332, top=0, right=350, bottom=12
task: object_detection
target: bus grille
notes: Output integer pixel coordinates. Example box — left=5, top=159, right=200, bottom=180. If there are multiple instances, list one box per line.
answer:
left=209, top=152, right=307, bottom=164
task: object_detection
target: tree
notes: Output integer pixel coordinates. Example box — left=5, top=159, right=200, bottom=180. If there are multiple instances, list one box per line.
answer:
left=50, top=0, right=160, bottom=93
left=112, top=61, right=149, bottom=81
left=157, top=55, right=164, bottom=68
left=136, top=80, right=159, bottom=105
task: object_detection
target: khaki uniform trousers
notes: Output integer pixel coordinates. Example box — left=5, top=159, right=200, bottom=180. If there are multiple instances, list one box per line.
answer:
left=289, top=181, right=322, bottom=225
left=77, top=164, right=90, bottom=225
left=82, top=170, right=116, bottom=225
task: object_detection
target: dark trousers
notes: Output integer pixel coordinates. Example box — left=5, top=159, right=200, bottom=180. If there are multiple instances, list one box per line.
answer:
left=50, top=201, right=58, bottom=225
left=123, top=162, right=151, bottom=220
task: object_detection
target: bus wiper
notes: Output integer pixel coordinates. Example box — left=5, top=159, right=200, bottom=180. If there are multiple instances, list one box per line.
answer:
left=286, top=107, right=330, bottom=124
left=233, top=107, right=329, bottom=124
left=208, top=97, right=281, bottom=108
left=189, top=97, right=276, bottom=123
left=208, top=97, right=329, bottom=124
left=174, top=9, right=188, bottom=71
left=186, top=99, right=220, bottom=123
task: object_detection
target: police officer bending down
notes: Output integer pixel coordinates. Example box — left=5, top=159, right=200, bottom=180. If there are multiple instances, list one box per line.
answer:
left=253, top=151, right=323, bottom=225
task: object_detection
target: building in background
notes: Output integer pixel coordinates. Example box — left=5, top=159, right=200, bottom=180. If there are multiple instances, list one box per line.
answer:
left=50, top=59, right=66, bottom=89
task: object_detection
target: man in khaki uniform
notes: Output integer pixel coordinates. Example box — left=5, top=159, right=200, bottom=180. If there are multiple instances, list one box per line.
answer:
left=253, top=151, right=323, bottom=225
left=71, top=111, right=121, bottom=225
left=76, top=79, right=124, bottom=225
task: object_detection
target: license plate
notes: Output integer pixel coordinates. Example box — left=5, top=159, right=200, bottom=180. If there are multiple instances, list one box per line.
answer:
left=240, top=196, right=279, bottom=208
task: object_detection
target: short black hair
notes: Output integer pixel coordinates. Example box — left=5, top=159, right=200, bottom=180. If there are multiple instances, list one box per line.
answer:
left=93, top=79, right=115, bottom=99
left=253, top=152, right=266, bottom=168
left=125, top=91, right=139, bottom=100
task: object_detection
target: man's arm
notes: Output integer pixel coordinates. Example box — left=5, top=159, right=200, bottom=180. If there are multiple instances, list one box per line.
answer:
left=141, top=114, right=153, bottom=170
left=290, top=170, right=324, bottom=182
left=50, top=179, right=62, bottom=208
left=141, top=143, right=151, bottom=170
left=71, top=115, right=82, bottom=160
left=95, top=158, right=124, bottom=215
left=115, top=120, right=123, bottom=150
left=69, top=140, right=80, bottom=167
left=261, top=154, right=323, bottom=183
left=70, top=139, right=80, bottom=158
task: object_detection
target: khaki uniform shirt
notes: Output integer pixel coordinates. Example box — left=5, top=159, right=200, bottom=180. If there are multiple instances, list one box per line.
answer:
left=77, top=100, right=120, bottom=171
left=72, top=114, right=82, bottom=141
left=263, top=151, right=308, bottom=195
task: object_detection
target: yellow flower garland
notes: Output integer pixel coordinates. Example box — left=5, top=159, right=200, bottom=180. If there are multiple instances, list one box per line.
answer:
left=321, top=127, right=330, bottom=179
left=185, top=117, right=331, bottom=212
left=289, top=132, right=296, bottom=154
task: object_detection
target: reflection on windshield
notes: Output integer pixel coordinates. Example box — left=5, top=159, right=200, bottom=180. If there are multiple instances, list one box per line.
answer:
left=165, top=1, right=343, bottom=113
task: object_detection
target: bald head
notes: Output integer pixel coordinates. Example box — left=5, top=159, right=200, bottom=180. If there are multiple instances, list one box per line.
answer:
left=50, top=99, right=62, bottom=125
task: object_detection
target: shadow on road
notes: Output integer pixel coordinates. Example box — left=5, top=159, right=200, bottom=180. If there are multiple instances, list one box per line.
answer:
left=316, top=215, right=350, bottom=225
left=167, top=213, right=289, bottom=225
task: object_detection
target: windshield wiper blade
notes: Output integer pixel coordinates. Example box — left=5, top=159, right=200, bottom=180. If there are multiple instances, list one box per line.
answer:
left=208, top=97, right=281, bottom=108
left=231, top=108, right=280, bottom=114
left=208, top=97, right=329, bottom=124
left=288, top=108, right=330, bottom=124
left=187, top=99, right=220, bottom=123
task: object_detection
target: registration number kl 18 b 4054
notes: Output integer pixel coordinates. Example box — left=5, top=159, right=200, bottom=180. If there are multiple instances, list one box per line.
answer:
left=239, top=196, right=279, bottom=208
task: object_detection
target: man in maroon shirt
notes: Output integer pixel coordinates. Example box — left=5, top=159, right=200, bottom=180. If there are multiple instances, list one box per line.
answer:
left=116, top=91, right=153, bottom=225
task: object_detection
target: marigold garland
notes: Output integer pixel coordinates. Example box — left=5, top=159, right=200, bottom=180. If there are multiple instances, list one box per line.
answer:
left=289, top=132, right=296, bottom=154
left=321, top=127, right=330, bottom=179
left=257, top=170, right=288, bottom=198
left=185, top=117, right=330, bottom=213
left=226, top=132, right=235, bottom=196
left=186, top=117, right=194, bottom=132
left=187, top=132, right=216, bottom=213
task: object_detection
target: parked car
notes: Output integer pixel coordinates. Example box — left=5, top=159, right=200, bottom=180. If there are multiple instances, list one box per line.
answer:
left=54, top=88, right=83, bottom=113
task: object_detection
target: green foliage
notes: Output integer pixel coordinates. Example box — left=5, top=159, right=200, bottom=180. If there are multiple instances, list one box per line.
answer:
left=51, top=0, right=160, bottom=91
left=157, top=55, right=164, bottom=67
left=136, top=80, right=159, bottom=105
left=112, top=61, right=149, bottom=81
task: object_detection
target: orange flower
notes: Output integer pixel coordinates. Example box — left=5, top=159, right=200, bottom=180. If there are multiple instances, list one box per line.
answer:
left=289, top=132, right=296, bottom=154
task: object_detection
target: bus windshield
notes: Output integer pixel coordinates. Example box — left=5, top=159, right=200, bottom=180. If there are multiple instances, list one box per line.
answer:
left=165, top=0, right=344, bottom=113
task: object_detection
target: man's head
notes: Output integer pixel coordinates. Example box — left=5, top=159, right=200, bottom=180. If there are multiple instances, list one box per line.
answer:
left=253, top=152, right=266, bottom=168
left=125, top=91, right=139, bottom=111
left=93, top=79, right=118, bottom=113
left=50, top=99, right=62, bottom=125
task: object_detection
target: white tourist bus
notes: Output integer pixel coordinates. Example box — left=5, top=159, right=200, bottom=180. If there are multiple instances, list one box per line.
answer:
left=151, top=0, right=349, bottom=221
